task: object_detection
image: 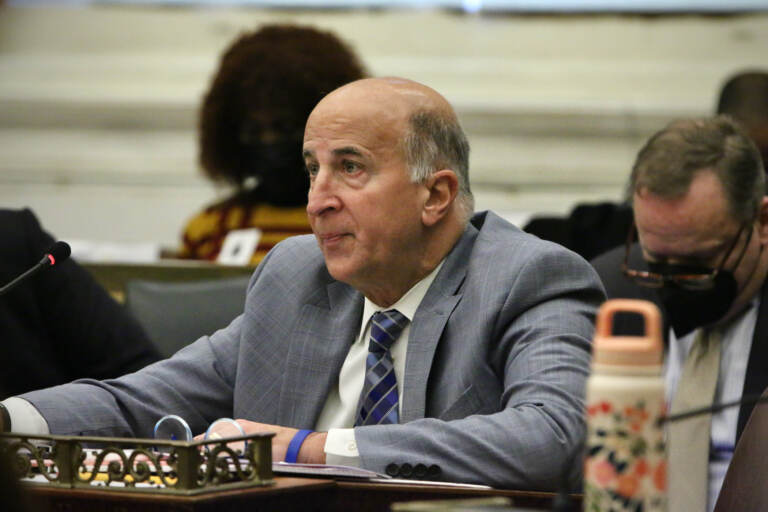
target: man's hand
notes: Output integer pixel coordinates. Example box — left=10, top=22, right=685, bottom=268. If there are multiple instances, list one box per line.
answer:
left=199, top=420, right=327, bottom=464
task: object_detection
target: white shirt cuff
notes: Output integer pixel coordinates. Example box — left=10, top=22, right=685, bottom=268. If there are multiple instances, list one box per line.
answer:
left=324, top=427, right=360, bottom=467
left=2, top=397, right=50, bottom=435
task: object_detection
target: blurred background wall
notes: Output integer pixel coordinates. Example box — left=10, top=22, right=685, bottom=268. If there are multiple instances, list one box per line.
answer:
left=1, top=4, right=766, bottom=254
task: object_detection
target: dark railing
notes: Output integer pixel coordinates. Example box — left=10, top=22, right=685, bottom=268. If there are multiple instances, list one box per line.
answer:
left=0, top=431, right=274, bottom=495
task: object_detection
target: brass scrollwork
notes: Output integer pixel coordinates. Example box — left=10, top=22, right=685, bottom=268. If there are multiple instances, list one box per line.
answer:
left=0, top=431, right=274, bottom=494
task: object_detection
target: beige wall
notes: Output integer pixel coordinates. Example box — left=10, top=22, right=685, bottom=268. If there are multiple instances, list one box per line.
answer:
left=1, top=6, right=766, bottom=249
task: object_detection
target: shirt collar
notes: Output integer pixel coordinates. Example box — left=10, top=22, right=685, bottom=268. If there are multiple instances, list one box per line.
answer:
left=360, top=259, right=445, bottom=336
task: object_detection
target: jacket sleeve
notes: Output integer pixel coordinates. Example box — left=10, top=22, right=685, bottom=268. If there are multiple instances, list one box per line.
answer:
left=19, top=314, right=244, bottom=438
left=17, top=222, right=277, bottom=438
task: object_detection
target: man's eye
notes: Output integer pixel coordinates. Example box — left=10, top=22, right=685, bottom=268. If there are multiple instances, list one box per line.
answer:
left=306, top=163, right=319, bottom=177
left=342, top=161, right=360, bottom=174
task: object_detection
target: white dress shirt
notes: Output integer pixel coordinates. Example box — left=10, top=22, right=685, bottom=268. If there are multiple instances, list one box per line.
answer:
left=317, top=261, right=444, bottom=466
left=665, top=298, right=757, bottom=512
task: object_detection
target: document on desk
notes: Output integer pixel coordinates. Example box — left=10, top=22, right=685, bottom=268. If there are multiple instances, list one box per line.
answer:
left=273, top=461, right=389, bottom=479
left=272, top=462, right=493, bottom=490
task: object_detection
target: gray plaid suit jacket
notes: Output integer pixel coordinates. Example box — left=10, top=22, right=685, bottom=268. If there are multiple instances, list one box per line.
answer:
left=21, top=211, right=604, bottom=490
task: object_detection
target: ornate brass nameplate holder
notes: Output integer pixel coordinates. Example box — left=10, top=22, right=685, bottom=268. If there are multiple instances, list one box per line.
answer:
left=0, top=431, right=274, bottom=495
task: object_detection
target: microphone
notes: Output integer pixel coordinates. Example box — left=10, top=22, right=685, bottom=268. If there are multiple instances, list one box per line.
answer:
left=658, top=392, right=768, bottom=426
left=551, top=394, right=768, bottom=511
left=0, top=241, right=71, bottom=297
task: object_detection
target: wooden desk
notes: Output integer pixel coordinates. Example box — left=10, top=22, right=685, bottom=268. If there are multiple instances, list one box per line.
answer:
left=334, top=481, right=569, bottom=511
left=23, top=476, right=573, bottom=511
left=25, top=477, right=334, bottom=512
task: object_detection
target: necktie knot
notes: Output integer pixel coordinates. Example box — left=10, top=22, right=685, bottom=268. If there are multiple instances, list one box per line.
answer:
left=368, top=309, right=409, bottom=354
left=700, top=327, right=720, bottom=350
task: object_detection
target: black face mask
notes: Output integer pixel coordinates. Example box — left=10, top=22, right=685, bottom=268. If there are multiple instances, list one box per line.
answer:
left=249, top=141, right=300, bottom=173
left=648, top=262, right=739, bottom=338
left=242, top=141, right=309, bottom=206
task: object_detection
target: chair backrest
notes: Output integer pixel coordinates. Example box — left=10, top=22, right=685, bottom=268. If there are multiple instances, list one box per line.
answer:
left=124, top=276, right=251, bottom=358
left=83, top=260, right=254, bottom=303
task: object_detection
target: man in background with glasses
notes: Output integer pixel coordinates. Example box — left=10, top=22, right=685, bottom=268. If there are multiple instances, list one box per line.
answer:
left=592, top=115, right=768, bottom=512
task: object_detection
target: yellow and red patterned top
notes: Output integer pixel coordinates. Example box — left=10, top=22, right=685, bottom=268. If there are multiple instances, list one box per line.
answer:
left=179, top=200, right=311, bottom=265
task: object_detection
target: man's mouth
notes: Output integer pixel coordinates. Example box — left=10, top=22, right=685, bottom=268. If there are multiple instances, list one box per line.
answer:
left=319, top=232, right=348, bottom=244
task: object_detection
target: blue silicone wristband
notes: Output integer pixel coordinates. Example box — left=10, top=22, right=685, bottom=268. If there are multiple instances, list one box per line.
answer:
left=285, top=429, right=314, bottom=463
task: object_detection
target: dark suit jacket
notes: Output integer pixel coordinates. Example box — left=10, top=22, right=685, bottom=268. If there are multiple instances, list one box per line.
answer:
left=524, top=201, right=633, bottom=261
left=0, top=208, right=160, bottom=399
left=591, top=243, right=768, bottom=441
left=713, top=387, right=768, bottom=512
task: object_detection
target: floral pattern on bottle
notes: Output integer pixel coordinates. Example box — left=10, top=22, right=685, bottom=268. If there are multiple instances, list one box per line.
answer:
left=584, top=398, right=667, bottom=512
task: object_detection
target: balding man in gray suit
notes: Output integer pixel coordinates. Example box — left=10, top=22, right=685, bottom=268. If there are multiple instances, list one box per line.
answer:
left=1, top=78, right=603, bottom=490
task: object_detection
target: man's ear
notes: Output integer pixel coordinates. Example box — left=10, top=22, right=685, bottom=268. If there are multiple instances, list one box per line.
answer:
left=422, top=169, right=459, bottom=227
left=757, top=196, right=768, bottom=245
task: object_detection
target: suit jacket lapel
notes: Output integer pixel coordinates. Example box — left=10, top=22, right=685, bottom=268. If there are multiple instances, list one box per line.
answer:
left=400, top=222, right=478, bottom=423
left=737, top=279, right=768, bottom=440
left=277, top=279, right=363, bottom=428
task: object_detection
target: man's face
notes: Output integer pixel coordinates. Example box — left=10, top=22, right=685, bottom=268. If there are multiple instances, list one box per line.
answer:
left=303, top=92, right=428, bottom=301
left=633, top=170, right=766, bottom=321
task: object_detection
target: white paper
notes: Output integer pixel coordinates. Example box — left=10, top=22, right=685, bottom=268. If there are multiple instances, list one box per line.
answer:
left=217, top=228, right=261, bottom=265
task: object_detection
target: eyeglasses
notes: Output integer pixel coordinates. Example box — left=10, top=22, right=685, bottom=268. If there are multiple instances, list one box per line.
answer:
left=622, top=220, right=753, bottom=290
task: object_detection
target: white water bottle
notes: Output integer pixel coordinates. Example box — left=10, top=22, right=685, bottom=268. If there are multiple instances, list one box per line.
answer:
left=584, top=299, right=666, bottom=512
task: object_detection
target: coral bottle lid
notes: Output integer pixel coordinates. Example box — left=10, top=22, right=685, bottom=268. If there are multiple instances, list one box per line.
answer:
left=592, top=299, right=663, bottom=366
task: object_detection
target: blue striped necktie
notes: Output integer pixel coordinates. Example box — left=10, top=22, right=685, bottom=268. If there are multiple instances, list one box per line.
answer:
left=355, top=309, right=409, bottom=426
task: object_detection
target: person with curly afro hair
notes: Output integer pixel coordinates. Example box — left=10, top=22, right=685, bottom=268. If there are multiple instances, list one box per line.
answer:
left=179, top=25, right=366, bottom=264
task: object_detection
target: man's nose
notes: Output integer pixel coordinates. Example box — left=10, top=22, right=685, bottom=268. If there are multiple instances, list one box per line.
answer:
left=307, top=169, right=341, bottom=217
